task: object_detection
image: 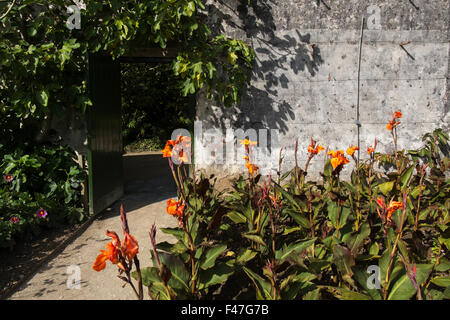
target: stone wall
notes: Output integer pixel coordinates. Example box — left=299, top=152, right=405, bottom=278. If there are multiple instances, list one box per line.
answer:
left=195, top=0, right=450, bottom=180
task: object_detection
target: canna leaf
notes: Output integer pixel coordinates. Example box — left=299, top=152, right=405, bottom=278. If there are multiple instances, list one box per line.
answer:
left=199, top=244, right=227, bottom=270
left=377, top=181, right=394, bottom=195
left=400, top=165, right=415, bottom=191
left=275, top=238, right=316, bottom=262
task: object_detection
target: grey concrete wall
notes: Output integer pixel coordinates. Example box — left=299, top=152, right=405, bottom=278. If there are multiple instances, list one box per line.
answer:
left=195, top=0, right=450, bottom=180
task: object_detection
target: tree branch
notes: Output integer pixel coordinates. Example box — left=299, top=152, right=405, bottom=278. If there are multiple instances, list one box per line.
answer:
left=0, top=0, right=17, bottom=20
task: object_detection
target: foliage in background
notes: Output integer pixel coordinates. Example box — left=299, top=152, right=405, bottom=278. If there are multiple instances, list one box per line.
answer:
left=0, top=141, right=86, bottom=249
left=0, top=0, right=255, bottom=125
left=95, top=123, right=449, bottom=300
left=0, top=81, right=86, bottom=249
left=121, top=63, right=192, bottom=152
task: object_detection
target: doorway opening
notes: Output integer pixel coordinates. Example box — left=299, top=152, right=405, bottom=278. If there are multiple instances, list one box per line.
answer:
left=120, top=60, right=194, bottom=205
left=87, top=53, right=195, bottom=215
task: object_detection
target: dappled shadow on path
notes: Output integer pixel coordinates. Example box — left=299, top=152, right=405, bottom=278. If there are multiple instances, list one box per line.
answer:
left=96, top=152, right=177, bottom=218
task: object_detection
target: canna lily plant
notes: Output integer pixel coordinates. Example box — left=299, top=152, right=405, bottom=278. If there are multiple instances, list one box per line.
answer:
left=92, top=205, right=143, bottom=300
left=95, top=114, right=449, bottom=300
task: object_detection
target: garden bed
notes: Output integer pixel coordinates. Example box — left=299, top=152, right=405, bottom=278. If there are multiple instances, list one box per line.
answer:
left=92, top=126, right=450, bottom=300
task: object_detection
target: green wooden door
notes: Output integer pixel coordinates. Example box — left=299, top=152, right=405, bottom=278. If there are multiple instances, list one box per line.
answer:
left=87, top=54, right=123, bottom=215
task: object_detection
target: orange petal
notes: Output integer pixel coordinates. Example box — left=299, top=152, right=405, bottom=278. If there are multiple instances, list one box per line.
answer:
left=105, top=242, right=119, bottom=264
left=386, top=208, right=395, bottom=221
left=376, top=197, right=385, bottom=209
left=162, top=145, right=172, bottom=158
left=330, top=157, right=339, bottom=169
left=176, top=204, right=185, bottom=217
left=122, top=233, right=139, bottom=261
left=166, top=140, right=176, bottom=146
left=106, top=230, right=120, bottom=248
left=166, top=199, right=177, bottom=215
left=346, top=148, right=355, bottom=156
left=92, top=252, right=108, bottom=271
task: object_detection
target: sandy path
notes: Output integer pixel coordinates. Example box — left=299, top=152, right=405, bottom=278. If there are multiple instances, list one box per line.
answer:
left=9, top=153, right=179, bottom=300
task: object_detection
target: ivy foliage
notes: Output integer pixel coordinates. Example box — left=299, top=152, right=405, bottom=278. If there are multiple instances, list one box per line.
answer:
left=0, top=0, right=255, bottom=124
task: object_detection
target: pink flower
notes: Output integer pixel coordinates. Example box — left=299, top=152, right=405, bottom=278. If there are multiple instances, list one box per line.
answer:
left=36, top=209, right=48, bottom=218
left=10, top=216, right=19, bottom=224
left=4, top=174, right=13, bottom=182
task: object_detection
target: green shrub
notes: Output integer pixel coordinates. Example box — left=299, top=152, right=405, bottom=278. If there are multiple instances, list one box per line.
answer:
left=0, top=142, right=86, bottom=249
left=121, top=63, right=193, bottom=151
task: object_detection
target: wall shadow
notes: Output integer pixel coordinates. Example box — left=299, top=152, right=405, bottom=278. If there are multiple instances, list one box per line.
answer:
left=200, top=0, right=324, bottom=135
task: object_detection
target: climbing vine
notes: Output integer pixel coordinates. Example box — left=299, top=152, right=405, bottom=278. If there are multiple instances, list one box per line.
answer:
left=0, top=0, right=255, bottom=125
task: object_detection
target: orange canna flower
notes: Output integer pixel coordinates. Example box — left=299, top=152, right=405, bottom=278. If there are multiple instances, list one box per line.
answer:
left=181, top=136, right=191, bottom=144
left=166, top=198, right=184, bottom=217
left=307, top=138, right=324, bottom=156
left=177, top=204, right=185, bottom=217
left=245, top=161, right=259, bottom=175
left=376, top=196, right=403, bottom=222
left=172, top=149, right=189, bottom=163
left=328, top=150, right=349, bottom=169
left=386, top=110, right=402, bottom=131
left=386, top=200, right=403, bottom=221
left=92, top=231, right=121, bottom=271
left=122, top=232, right=139, bottom=261
left=330, top=157, right=338, bottom=169
left=386, top=121, right=400, bottom=131
left=92, top=214, right=140, bottom=272
left=327, top=150, right=343, bottom=157
left=330, top=156, right=348, bottom=169
left=367, top=146, right=375, bottom=155
left=335, top=156, right=349, bottom=169
left=166, top=199, right=177, bottom=215
left=346, top=146, right=359, bottom=157
left=106, top=230, right=120, bottom=248
left=241, top=138, right=258, bottom=175
left=179, top=151, right=189, bottom=163
left=104, top=242, right=120, bottom=264
left=162, top=136, right=191, bottom=160
left=308, top=144, right=324, bottom=155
